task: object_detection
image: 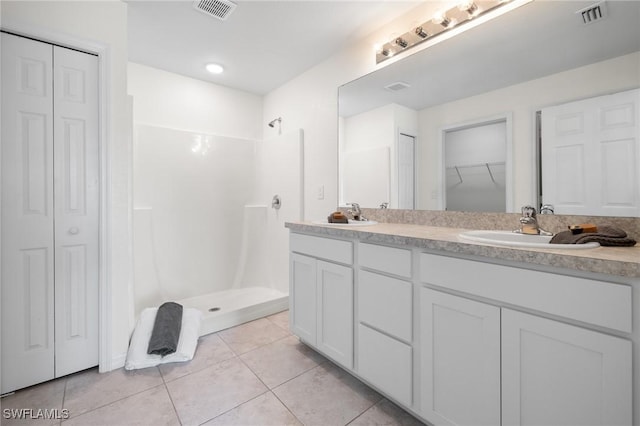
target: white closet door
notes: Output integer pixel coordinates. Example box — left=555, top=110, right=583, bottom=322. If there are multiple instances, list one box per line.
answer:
left=541, top=89, right=640, bottom=216
left=1, top=34, right=99, bottom=393
left=1, top=32, right=56, bottom=394
left=53, top=45, right=100, bottom=377
left=398, top=133, right=415, bottom=209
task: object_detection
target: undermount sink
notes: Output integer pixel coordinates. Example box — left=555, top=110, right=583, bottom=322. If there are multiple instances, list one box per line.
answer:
left=312, top=219, right=378, bottom=226
left=458, top=230, right=600, bottom=249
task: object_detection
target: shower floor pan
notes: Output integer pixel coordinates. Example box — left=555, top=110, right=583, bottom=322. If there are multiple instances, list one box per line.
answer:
left=177, top=286, right=289, bottom=336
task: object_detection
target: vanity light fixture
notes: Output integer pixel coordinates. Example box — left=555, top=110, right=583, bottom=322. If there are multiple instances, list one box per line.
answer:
left=459, top=0, right=479, bottom=16
left=395, top=37, right=409, bottom=48
left=415, top=26, right=428, bottom=39
left=375, top=0, right=532, bottom=64
left=205, top=63, right=224, bottom=74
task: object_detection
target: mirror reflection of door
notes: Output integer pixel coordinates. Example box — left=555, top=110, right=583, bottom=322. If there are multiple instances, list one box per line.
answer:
left=398, top=133, right=415, bottom=209
left=541, top=88, right=640, bottom=217
left=443, top=118, right=508, bottom=212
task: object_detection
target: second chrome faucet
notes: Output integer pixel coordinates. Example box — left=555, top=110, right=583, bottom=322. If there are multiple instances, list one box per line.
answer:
left=347, top=202, right=367, bottom=221
left=516, top=205, right=553, bottom=236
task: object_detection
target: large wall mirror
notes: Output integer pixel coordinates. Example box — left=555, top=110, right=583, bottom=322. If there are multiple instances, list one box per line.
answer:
left=338, top=0, right=640, bottom=216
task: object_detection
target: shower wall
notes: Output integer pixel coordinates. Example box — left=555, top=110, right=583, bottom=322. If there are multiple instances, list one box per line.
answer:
left=133, top=125, right=256, bottom=309
left=133, top=125, right=303, bottom=314
left=252, top=130, right=304, bottom=292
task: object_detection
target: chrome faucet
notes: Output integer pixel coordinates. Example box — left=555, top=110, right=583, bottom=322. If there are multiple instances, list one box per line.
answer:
left=540, top=204, right=555, bottom=215
left=516, top=205, right=552, bottom=236
left=347, top=202, right=366, bottom=221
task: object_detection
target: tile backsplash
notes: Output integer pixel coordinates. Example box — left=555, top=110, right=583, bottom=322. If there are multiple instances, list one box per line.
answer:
left=350, top=209, right=640, bottom=241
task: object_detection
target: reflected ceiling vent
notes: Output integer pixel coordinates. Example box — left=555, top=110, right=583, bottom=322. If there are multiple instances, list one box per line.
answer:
left=193, top=0, right=237, bottom=21
left=576, top=1, right=608, bottom=25
left=384, top=81, right=411, bottom=92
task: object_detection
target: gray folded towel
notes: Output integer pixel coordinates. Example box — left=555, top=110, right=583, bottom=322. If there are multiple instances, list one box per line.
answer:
left=550, top=226, right=636, bottom=247
left=147, top=302, right=183, bottom=356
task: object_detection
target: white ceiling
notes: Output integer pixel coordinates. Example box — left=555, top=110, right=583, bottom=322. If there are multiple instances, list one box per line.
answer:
left=126, top=0, right=422, bottom=95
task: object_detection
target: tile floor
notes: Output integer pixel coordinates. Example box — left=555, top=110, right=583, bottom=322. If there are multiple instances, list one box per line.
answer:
left=1, top=311, right=425, bottom=426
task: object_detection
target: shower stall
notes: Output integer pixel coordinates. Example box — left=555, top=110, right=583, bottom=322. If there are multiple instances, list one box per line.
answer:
left=133, top=125, right=303, bottom=335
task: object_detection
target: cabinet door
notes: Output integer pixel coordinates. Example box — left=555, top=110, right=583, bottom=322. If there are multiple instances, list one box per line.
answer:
left=290, top=253, right=317, bottom=345
left=420, top=288, right=500, bottom=426
left=502, top=309, right=632, bottom=426
left=317, top=260, right=353, bottom=368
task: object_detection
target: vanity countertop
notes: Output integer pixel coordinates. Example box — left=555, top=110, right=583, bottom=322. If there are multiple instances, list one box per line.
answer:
left=286, top=221, right=640, bottom=279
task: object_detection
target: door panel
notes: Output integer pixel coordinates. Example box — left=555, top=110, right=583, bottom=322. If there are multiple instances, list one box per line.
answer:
left=53, top=45, right=100, bottom=377
left=1, top=32, right=56, bottom=394
left=420, top=288, right=501, bottom=426
left=398, top=133, right=415, bottom=209
left=541, top=89, right=640, bottom=216
left=502, top=309, right=632, bottom=426
left=317, top=260, right=353, bottom=368
left=290, top=253, right=317, bottom=345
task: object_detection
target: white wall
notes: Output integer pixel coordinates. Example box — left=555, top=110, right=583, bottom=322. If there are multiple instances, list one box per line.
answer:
left=263, top=2, right=445, bottom=221
left=1, top=0, right=131, bottom=370
left=128, top=62, right=263, bottom=139
left=417, top=52, right=640, bottom=211
left=133, top=126, right=258, bottom=311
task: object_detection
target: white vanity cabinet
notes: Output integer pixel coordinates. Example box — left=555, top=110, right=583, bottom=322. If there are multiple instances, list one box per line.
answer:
left=357, top=243, right=413, bottom=407
left=289, top=233, right=354, bottom=368
left=419, top=253, right=633, bottom=426
left=288, top=227, right=636, bottom=426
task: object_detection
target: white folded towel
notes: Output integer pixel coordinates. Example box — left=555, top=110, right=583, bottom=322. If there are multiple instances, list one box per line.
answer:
left=125, top=307, right=202, bottom=370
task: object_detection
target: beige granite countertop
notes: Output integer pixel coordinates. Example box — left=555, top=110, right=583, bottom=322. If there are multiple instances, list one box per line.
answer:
left=286, top=221, right=640, bottom=279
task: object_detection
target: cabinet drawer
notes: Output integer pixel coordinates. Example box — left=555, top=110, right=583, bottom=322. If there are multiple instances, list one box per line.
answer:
left=419, top=253, right=632, bottom=333
left=359, top=243, right=411, bottom=277
left=359, top=270, right=412, bottom=342
left=358, top=324, right=412, bottom=407
left=290, top=233, right=353, bottom=265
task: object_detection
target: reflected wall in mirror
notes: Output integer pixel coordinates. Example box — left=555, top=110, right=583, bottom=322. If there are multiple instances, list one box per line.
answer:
left=338, top=0, right=640, bottom=216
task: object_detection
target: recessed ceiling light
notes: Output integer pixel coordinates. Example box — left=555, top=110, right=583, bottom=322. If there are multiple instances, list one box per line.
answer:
left=206, top=63, right=224, bottom=74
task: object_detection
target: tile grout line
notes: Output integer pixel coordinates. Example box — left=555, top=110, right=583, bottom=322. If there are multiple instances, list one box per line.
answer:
left=159, top=365, right=185, bottom=426
left=62, top=382, right=169, bottom=424
left=159, top=333, right=237, bottom=385
left=62, top=368, right=166, bottom=421
left=60, top=376, right=68, bottom=423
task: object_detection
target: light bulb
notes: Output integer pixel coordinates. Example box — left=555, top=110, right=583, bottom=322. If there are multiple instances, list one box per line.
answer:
left=432, top=11, right=451, bottom=27
left=205, top=63, right=224, bottom=74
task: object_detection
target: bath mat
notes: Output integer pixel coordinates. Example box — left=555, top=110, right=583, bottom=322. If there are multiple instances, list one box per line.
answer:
left=125, top=306, right=202, bottom=370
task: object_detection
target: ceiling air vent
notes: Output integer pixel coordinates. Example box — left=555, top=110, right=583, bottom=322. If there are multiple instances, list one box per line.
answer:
left=384, top=81, right=411, bottom=92
left=576, top=1, right=608, bottom=25
left=193, top=0, right=237, bottom=21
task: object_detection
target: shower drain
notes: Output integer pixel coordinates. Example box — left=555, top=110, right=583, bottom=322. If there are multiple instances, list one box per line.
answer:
left=208, top=307, right=221, bottom=312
